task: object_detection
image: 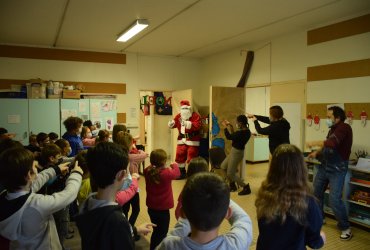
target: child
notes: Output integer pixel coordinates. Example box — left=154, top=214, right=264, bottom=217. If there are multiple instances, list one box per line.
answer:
left=36, top=132, right=50, bottom=148
left=75, top=150, right=91, bottom=205
left=81, top=126, right=96, bottom=147
left=95, top=129, right=110, bottom=144
left=38, top=144, right=73, bottom=245
left=144, top=149, right=180, bottom=250
left=75, top=142, right=154, bottom=250
left=175, top=156, right=208, bottom=220
left=221, top=115, right=251, bottom=195
left=49, top=132, right=59, bottom=143
left=116, top=131, right=148, bottom=240
left=255, top=144, right=325, bottom=250
left=157, top=172, right=253, bottom=249
left=55, top=138, right=74, bottom=163
left=0, top=147, right=83, bottom=249
left=62, top=116, right=83, bottom=157
left=24, top=134, right=41, bottom=153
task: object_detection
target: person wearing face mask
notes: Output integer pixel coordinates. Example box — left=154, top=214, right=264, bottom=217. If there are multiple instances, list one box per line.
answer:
left=62, top=116, right=84, bottom=157
left=55, top=139, right=74, bottom=163
left=37, top=143, right=75, bottom=246
left=306, top=106, right=353, bottom=241
left=81, top=126, right=96, bottom=147
left=247, top=105, right=290, bottom=154
left=221, top=115, right=252, bottom=196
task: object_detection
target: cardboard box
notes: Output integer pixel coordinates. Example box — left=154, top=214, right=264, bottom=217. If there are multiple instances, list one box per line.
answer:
left=63, top=90, right=81, bottom=99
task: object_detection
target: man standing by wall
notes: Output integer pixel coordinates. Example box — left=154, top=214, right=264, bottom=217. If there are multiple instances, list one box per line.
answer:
left=307, top=106, right=353, bottom=240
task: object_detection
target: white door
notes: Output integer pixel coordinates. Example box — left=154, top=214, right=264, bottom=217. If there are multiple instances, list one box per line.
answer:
left=170, top=89, right=193, bottom=162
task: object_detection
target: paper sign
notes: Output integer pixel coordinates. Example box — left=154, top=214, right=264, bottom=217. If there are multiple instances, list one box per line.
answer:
left=8, top=115, right=20, bottom=124
left=79, top=101, right=86, bottom=112
left=91, top=102, right=100, bottom=117
left=356, top=157, right=370, bottom=170
left=106, top=118, right=113, bottom=131
left=130, top=107, right=137, bottom=119
left=61, top=109, right=77, bottom=120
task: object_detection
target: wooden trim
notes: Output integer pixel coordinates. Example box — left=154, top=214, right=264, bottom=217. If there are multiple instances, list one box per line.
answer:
left=0, top=45, right=126, bottom=64
left=307, top=14, right=370, bottom=45
left=307, top=59, right=370, bottom=82
left=117, top=113, right=126, bottom=123
left=0, top=79, right=126, bottom=94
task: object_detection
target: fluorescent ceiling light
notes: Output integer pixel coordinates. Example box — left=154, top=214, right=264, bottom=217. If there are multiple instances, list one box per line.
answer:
left=117, top=19, right=149, bottom=42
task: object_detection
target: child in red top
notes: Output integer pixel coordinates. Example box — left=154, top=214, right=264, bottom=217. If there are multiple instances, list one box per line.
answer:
left=174, top=157, right=209, bottom=220
left=144, top=149, right=180, bottom=250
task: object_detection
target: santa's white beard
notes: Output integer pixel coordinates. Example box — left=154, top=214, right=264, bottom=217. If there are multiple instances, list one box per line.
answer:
left=180, top=109, right=192, bottom=120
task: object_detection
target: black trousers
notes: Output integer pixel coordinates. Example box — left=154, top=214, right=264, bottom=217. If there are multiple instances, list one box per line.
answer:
left=121, top=192, right=140, bottom=226
left=148, top=208, right=170, bottom=250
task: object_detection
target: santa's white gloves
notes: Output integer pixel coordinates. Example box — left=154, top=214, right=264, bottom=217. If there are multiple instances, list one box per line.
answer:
left=168, top=120, right=175, bottom=128
left=184, top=121, right=192, bottom=129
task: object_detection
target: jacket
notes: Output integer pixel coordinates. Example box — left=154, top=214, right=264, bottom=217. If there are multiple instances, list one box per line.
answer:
left=254, top=115, right=290, bottom=153
left=75, top=195, right=135, bottom=250
left=0, top=167, right=82, bottom=250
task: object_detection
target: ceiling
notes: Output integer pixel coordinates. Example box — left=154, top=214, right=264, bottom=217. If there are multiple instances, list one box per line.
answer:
left=0, top=0, right=369, bottom=58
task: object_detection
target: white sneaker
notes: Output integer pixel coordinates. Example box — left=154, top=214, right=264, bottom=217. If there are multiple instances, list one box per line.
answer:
left=340, top=229, right=353, bottom=241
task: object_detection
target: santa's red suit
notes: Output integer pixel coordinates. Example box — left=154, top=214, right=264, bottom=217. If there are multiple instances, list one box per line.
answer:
left=168, top=100, right=202, bottom=179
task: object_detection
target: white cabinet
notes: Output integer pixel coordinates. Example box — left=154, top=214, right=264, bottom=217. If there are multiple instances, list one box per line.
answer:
left=245, top=135, right=269, bottom=162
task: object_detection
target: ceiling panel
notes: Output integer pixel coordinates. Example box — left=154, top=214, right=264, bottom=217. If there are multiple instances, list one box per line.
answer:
left=0, top=0, right=369, bottom=58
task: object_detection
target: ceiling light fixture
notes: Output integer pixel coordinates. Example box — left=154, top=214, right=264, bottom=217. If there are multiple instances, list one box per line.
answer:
left=116, top=19, right=149, bottom=42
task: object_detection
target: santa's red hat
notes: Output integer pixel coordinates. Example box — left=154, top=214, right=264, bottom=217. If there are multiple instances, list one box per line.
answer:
left=180, top=100, right=190, bottom=107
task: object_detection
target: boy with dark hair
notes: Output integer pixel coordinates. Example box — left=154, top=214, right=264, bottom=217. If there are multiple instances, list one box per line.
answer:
left=75, top=142, right=155, bottom=250
left=36, top=132, right=50, bottom=148
left=0, top=147, right=83, bottom=249
left=157, top=172, right=253, bottom=250
left=62, top=116, right=84, bottom=156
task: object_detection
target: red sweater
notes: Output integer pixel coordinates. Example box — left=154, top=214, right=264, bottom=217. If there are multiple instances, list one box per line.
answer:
left=324, top=121, right=353, bottom=161
left=144, top=163, right=180, bottom=210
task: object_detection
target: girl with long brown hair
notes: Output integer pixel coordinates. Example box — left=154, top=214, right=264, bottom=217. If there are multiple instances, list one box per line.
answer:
left=144, top=149, right=180, bottom=250
left=255, top=144, right=325, bottom=250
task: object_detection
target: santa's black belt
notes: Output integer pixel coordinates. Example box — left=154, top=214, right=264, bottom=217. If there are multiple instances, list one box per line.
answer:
left=179, top=132, right=199, bottom=139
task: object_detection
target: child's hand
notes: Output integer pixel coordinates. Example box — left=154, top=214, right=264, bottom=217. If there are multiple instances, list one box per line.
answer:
left=137, top=223, right=156, bottom=236
left=71, top=160, right=84, bottom=175
left=58, top=163, right=70, bottom=175
left=132, top=173, right=140, bottom=180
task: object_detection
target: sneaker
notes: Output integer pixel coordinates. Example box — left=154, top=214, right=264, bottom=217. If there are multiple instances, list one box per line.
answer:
left=238, top=184, right=251, bottom=196
left=340, top=229, right=353, bottom=241
left=229, top=182, right=237, bottom=192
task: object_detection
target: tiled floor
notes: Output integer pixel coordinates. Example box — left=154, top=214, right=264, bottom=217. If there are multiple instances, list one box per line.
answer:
left=66, top=162, right=370, bottom=249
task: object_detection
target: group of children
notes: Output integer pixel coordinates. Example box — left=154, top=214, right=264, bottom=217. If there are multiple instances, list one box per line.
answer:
left=0, top=113, right=326, bottom=250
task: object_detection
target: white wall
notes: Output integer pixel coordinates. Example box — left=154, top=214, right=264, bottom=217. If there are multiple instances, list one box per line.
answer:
left=0, top=53, right=201, bottom=134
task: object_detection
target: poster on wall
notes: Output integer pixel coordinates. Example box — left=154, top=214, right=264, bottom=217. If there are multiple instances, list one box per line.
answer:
left=154, top=92, right=172, bottom=115
left=106, top=117, right=113, bottom=131
left=61, top=109, right=77, bottom=120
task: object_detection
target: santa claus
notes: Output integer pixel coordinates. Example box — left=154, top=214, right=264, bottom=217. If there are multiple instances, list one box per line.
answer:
left=168, top=100, right=202, bottom=179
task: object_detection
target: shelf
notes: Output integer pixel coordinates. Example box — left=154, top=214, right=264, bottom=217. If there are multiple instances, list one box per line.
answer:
left=348, top=217, right=370, bottom=228
left=348, top=200, right=370, bottom=208
left=349, top=181, right=370, bottom=188
left=349, top=166, right=370, bottom=174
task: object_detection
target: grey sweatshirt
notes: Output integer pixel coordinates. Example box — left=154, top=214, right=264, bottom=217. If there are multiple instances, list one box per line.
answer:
left=0, top=167, right=82, bottom=250
left=156, top=200, right=253, bottom=250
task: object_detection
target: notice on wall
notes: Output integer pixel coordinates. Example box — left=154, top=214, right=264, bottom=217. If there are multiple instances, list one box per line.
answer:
left=91, top=102, right=100, bottom=117
left=8, top=115, right=20, bottom=124
left=61, top=109, right=77, bottom=120
left=129, top=107, right=137, bottom=119
left=79, top=101, right=87, bottom=112
left=106, top=117, right=113, bottom=131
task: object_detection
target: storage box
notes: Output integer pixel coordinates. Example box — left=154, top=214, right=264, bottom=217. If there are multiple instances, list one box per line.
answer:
left=63, top=90, right=80, bottom=99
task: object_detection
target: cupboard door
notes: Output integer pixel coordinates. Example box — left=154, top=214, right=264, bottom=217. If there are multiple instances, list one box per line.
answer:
left=0, top=99, right=29, bottom=145
left=29, top=99, right=61, bottom=137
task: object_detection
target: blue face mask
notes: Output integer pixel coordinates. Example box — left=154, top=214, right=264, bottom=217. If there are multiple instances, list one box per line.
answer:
left=326, top=119, right=334, bottom=128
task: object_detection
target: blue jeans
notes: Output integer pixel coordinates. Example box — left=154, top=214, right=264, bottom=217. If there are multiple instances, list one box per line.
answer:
left=313, top=163, right=350, bottom=230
